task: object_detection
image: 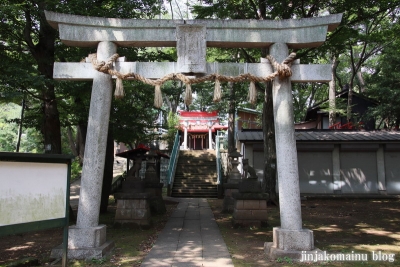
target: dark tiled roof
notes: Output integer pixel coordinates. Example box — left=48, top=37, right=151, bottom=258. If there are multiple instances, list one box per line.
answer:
left=237, top=130, right=400, bottom=142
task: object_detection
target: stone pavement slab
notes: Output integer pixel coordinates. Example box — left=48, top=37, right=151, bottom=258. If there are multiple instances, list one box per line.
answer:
left=140, top=198, right=234, bottom=267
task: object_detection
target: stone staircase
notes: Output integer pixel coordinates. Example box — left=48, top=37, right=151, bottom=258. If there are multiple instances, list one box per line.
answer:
left=171, top=150, right=218, bottom=198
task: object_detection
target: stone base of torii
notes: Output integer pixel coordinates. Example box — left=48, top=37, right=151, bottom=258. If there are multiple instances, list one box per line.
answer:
left=45, top=11, right=342, bottom=260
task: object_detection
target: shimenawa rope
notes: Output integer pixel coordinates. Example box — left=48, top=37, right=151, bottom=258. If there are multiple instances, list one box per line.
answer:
left=88, top=53, right=296, bottom=108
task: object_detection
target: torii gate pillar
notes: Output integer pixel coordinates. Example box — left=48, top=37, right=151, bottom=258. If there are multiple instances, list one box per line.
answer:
left=264, top=42, right=317, bottom=259
left=51, top=41, right=117, bottom=259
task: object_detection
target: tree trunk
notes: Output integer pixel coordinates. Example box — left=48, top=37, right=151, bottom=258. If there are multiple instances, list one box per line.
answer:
left=347, top=83, right=354, bottom=123
left=347, top=46, right=358, bottom=123
left=25, top=7, right=62, bottom=154
left=76, top=123, right=87, bottom=166
left=356, top=70, right=367, bottom=93
left=100, top=126, right=115, bottom=213
left=67, top=126, right=79, bottom=157
left=227, top=82, right=235, bottom=153
left=16, top=96, right=25, bottom=152
left=262, top=81, right=278, bottom=205
left=329, top=57, right=339, bottom=127
left=37, top=17, right=61, bottom=154
left=163, top=81, right=181, bottom=113
left=41, top=89, right=62, bottom=154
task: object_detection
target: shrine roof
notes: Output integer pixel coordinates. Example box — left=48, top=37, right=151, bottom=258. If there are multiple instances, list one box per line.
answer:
left=115, top=144, right=170, bottom=159
left=178, top=111, right=227, bottom=132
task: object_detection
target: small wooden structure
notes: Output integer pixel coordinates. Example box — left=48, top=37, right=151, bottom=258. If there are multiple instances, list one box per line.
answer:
left=302, top=90, right=377, bottom=130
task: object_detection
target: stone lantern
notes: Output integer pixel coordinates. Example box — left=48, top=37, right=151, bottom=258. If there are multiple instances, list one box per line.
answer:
left=222, top=149, right=242, bottom=213
left=228, top=149, right=242, bottom=183
left=144, top=148, right=167, bottom=214
left=113, top=145, right=151, bottom=228
left=144, top=148, right=158, bottom=184
left=232, top=158, right=268, bottom=228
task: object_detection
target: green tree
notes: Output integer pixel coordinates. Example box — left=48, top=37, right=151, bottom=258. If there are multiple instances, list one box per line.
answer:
left=0, top=102, right=43, bottom=152
left=0, top=0, right=169, bottom=217
left=165, top=111, right=180, bottom=150
left=0, top=0, right=165, bottom=154
left=365, top=38, right=400, bottom=129
left=112, top=82, right=161, bottom=149
left=0, top=103, right=20, bottom=151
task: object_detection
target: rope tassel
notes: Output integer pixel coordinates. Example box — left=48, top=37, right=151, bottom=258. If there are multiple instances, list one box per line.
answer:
left=154, top=84, right=163, bottom=108
left=213, top=79, right=221, bottom=102
left=248, top=81, right=257, bottom=104
left=184, top=83, right=193, bottom=106
left=114, top=78, right=124, bottom=99
left=87, top=52, right=296, bottom=107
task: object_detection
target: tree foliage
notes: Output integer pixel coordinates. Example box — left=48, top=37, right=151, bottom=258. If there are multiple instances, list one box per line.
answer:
left=0, top=0, right=167, bottom=155
left=365, top=37, right=400, bottom=129
left=0, top=1, right=399, bottom=191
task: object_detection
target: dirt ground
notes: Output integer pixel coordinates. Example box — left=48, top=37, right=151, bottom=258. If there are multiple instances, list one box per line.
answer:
left=209, top=197, right=400, bottom=267
left=0, top=200, right=178, bottom=267
left=1, top=198, right=399, bottom=266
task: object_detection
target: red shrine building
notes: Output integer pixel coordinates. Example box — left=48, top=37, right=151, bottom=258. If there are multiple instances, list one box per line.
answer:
left=178, top=111, right=227, bottom=150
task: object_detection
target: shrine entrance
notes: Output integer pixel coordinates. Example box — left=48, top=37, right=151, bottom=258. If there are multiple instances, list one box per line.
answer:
left=179, top=111, right=227, bottom=150
left=189, top=133, right=207, bottom=150
left=45, top=10, right=342, bottom=260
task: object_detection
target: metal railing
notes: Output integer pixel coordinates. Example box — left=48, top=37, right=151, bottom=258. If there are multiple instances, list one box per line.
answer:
left=166, top=131, right=180, bottom=195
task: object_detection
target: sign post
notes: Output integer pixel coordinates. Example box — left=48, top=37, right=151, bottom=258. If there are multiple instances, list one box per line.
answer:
left=0, top=152, right=73, bottom=266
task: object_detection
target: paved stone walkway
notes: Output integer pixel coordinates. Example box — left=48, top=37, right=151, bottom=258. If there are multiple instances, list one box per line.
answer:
left=69, top=159, right=233, bottom=266
left=140, top=198, right=234, bottom=267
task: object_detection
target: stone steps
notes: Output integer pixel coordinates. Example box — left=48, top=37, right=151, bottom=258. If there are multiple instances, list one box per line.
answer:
left=171, top=150, right=218, bottom=198
left=174, top=180, right=217, bottom=184
left=176, top=160, right=216, bottom=165
left=174, top=182, right=217, bottom=189
left=175, top=169, right=215, bottom=173
left=174, top=174, right=217, bottom=178
left=171, top=189, right=218, bottom=198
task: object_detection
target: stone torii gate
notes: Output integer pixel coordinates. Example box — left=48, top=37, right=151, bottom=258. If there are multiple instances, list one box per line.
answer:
left=45, top=11, right=342, bottom=259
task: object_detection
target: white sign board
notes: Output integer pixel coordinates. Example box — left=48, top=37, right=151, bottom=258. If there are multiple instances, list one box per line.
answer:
left=0, top=161, right=68, bottom=226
